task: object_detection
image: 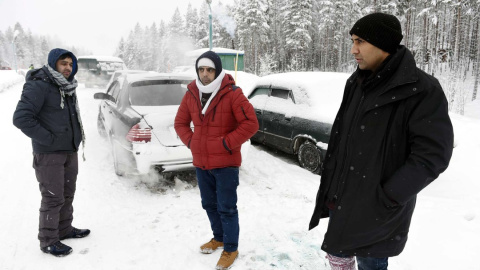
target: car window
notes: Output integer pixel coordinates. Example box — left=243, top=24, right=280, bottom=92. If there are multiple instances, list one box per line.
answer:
left=77, top=59, right=98, bottom=70
left=129, top=80, right=190, bottom=106
left=265, top=93, right=296, bottom=115
left=271, top=89, right=291, bottom=100
left=249, top=88, right=270, bottom=99
left=106, top=81, right=117, bottom=95
left=98, top=61, right=125, bottom=72
left=109, top=82, right=122, bottom=102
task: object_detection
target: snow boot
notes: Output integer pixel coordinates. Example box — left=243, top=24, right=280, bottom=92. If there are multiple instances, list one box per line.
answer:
left=216, top=250, right=239, bottom=270
left=200, top=238, right=224, bottom=254
left=60, top=227, right=91, bottom=240
left=41, top=241, right=72, bottom=257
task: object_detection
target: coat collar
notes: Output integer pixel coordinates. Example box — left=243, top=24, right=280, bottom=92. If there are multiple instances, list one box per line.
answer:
left=187, top=73, right=236, bottom=116
left=348, top=46, right=424, bottom=111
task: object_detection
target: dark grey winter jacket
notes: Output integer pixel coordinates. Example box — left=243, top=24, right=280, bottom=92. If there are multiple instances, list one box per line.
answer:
left=13, top=49, right=82, bottom=154
left=309, top=46, right=454, bottom=257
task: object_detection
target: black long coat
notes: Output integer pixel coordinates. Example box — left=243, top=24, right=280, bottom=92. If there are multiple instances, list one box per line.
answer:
left=309, top=46, right=454, bottom=257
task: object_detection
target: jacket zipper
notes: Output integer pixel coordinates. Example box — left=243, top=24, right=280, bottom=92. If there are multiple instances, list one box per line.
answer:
left=187, top=89, right=203, bottom=121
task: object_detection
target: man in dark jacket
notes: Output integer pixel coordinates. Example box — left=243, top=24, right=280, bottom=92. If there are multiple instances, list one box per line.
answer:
left=309, top=13, right=454, bottom=270
left=175, top=51, right=258, bottom=270
left=13, top=48, right=90, bottom=257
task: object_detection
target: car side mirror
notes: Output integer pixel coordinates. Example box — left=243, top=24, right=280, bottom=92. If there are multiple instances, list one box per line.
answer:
left=94, top=92, right=115, bottom=102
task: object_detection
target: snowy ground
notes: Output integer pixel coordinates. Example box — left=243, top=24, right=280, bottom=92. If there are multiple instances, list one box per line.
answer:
left=0, top=72, right=479, bottom=270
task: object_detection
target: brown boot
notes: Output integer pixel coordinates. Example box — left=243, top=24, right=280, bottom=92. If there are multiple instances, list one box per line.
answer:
left=200, top=238, right=224, bottom=254
left=215, top=250, right=239, bottom=270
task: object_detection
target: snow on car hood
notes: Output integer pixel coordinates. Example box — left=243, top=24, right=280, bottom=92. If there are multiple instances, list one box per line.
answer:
left=131, top=105, right=183, bottom=147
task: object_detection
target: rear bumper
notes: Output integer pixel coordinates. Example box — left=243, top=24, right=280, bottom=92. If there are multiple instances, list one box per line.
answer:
left=131, top=143, right=193, bottom=174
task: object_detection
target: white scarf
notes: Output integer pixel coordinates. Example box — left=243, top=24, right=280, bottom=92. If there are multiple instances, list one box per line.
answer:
left=195, top=69, right=226, bottom=115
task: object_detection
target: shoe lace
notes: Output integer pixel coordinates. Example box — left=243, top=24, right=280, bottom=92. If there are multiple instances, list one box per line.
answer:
left=221, top=251, right=233, bottom=259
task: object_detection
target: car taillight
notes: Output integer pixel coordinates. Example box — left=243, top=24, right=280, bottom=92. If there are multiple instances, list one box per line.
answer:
left=126, top=124, right=151, bottom=143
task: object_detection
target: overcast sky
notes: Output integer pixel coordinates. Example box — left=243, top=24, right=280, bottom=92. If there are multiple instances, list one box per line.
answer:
left=0, top=0, right=233, bottom=55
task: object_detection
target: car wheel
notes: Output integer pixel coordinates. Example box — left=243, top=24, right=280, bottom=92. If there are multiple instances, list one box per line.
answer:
left=111, top=139, right=126, bottom=176
left=97, top=115, right=107, bottom=137
left=298, top=140, right=322, bottom=174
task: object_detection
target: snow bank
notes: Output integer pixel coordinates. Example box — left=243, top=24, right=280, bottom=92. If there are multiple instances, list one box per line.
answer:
left=0, top=70, right=25, bottom=92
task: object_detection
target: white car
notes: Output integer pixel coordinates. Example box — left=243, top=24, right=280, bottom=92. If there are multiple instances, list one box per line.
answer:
left=93, top=72, right=195, bottom=176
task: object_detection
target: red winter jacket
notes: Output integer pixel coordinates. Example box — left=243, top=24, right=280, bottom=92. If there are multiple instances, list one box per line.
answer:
left=174, top=74, right=259, bottom=170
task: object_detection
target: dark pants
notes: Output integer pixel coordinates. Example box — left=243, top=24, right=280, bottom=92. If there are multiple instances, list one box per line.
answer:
left=357, top=256, right=389, bottom=270
left=33, top=153, right=78, bottom=248
left=196, top=167, right=239, bottom=252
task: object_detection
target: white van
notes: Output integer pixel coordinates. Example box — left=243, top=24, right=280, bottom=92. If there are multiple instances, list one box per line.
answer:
left=77, top=56, right=127, bottom=88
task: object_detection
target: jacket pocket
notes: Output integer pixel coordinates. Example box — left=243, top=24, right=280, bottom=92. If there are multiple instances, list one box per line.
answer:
left=222, top=138, right=232, bottom=155
left=377, top=185, right=399, bottom=208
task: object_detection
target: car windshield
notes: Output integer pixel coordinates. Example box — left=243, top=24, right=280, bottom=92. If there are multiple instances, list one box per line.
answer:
left=129, top=80, right=189, bottom=106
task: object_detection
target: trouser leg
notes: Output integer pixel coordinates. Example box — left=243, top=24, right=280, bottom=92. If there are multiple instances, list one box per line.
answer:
left=212, top=167, right=239, bottom=252
left=197, top=168, right=224, bottom=242
left=58, top=153, right=78, bottom=238
left=356, top=256, right=388, bottom=270
left=326, top=254, right=357, bottom=270
left=33, top=153, right=76, bottom=248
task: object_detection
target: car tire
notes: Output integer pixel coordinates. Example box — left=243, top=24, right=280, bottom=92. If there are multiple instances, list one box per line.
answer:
left=298, top=140, right=322, bottom=174
left=111, top=139, right=126, bottom=176
left=97, top=115, right=107, bottom=137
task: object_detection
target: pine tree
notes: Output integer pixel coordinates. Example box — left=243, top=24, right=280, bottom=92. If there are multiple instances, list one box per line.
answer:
left=196, top=2, right=210, bottom=49
left=235, top=0, right=270, bottom=74
left=185, top=4, right=199, bottom=43
left=283, top=0, right=312, bottom=71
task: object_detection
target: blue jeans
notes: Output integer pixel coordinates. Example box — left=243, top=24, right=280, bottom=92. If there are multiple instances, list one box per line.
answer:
left=357, top=256, right=388, bottom=270
left=196, top=167, right=239, bottom=252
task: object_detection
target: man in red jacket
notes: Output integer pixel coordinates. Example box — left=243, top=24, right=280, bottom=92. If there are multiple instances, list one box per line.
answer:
left=174, top=51, right=258, bottom=270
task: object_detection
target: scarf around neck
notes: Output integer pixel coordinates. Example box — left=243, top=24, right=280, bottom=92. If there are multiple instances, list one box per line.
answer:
left=46, top=64, right=86, bottom=161
left=195, top=69, right=226, bottom=115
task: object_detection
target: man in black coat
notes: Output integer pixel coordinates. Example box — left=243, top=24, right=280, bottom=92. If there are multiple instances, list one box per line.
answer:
left=13, top=48, right=90, bottom=257
left=309, top=13, right=454, bottom=270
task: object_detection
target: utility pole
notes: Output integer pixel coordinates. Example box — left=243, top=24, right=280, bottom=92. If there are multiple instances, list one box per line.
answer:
left=12, top=30, right=19, bottom=72
left=206, top=0, right=213, bottom=50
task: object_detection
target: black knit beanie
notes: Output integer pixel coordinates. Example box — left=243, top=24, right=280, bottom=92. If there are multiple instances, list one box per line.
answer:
left=195, top=50, right=223, bottom=80
left=349, top=13, right=403, bottom=54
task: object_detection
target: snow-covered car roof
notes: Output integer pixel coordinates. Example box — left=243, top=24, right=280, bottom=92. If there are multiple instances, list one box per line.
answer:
left=250, top=72, right=351, bottom=124
left=77, top=55, right=124, bottom=62
left=123, top=72, right=195, bottom=84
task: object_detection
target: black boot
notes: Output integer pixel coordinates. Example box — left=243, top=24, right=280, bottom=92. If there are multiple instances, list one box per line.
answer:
left=60, top=227, right=91, bottom=240
left=41, top=241, right=72, bottom=257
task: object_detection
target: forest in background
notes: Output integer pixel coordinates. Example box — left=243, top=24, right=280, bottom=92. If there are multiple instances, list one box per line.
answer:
left=1, top=0, right=479, bottom=114
left=0, top=22, right=91, bottom=70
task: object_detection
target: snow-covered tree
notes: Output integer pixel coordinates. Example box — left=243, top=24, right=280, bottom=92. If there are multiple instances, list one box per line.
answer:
left=235, top=0, right=270, bottom=74
left=283, top=0, right=312, bottom=71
